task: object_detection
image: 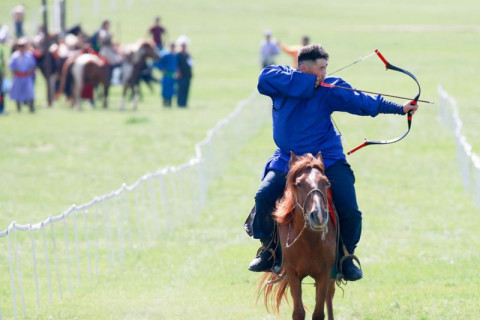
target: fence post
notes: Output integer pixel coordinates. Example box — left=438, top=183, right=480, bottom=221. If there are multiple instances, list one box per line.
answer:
left=30, top=227, right=41, bottom=310
left=50, top=219, right=63, bottom=299
left=84, top=210, right=92, bottom=281
left=63, top=218, right=73, bottom=294
left=7, top=225, right=18, bottom=320
left=41, top=223, right=53, bottom=305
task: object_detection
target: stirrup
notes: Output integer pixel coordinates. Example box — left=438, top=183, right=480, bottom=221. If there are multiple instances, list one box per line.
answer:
left=338, top=246, right=362, bottom=279
left=339, top=254, right=362, bottom=271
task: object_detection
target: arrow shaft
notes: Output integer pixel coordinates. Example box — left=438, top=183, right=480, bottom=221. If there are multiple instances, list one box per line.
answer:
left=322, top=83, right=434, bottom=104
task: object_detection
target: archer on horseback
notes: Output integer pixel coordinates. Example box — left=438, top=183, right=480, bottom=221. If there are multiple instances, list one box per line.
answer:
left=245, top=44, right=418, bottom=281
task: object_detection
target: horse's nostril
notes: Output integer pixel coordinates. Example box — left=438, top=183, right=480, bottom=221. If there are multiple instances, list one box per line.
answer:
left=309, top=210, right=322, bottom=223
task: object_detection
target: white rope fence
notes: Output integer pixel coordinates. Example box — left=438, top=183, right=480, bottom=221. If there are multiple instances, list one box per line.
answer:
left=0, top=91, right=270, bottom=320
left=438, top=85, right=480, bottom=207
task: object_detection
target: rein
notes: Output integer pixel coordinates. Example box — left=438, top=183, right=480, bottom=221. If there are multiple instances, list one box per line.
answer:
left=286, top=188, right=329, bottom=248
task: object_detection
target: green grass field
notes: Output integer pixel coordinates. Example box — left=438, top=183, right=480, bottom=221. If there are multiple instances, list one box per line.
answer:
left=1, top=0, right=480, bottom=319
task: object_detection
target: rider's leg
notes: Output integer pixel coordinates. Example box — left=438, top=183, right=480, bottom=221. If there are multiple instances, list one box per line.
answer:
left=248, top=169, right=287, bottom=272
left=325, top=159, right=363, bottom=281
left=28, top=100, right=35, bottom=113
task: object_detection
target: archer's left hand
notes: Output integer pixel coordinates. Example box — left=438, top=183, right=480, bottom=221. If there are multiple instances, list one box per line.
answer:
left=403, top=100, right=419, bottom=115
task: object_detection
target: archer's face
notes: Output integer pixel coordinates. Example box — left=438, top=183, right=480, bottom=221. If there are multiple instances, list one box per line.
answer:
left=303, top=58, right=328, bottom=81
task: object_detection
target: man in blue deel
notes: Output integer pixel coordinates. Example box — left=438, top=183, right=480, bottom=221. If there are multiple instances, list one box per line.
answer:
left=246, top=44, right=418, bottom=281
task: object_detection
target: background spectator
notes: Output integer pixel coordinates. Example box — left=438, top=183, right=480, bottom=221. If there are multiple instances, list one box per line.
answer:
left=259, top=29, right=280, bottom=68
left=155, top=42, right=177, bottom=107
left=176, top=35, right=193, bottom=108
left=149, top=17, right=166, bottom=51
left=279, top=35, right=310, bottom=68
left=9, top=37, right=36, bottom=113
left=11, top=4, right=25, bottom=39
left=0, top=47, right=5, bottom=114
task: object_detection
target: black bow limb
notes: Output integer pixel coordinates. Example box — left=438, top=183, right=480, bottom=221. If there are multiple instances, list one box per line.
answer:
left=346, top=49, right=421, bottom=155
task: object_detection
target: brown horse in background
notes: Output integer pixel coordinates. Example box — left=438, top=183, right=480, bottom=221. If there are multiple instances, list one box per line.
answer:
left=56, top=53, right=110, bottom=109
left=119, top=40, right=159, bottom=110
left=258, top=152, right=337, bottom=320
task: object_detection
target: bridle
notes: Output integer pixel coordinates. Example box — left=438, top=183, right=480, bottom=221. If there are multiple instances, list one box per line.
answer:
left=286, top=187, right=330, bottom=247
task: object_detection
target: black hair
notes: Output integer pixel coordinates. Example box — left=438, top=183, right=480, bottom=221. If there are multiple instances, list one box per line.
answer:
left=298, top=44, right=329, bottom=66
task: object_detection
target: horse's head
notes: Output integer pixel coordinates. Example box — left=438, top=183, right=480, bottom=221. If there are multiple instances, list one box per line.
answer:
left=139, top=41, right=160, bottom=60
left=288, top=152, right=331, bottom=232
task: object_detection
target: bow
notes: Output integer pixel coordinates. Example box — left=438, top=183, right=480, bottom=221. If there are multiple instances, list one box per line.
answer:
left=322, top=49, right=422, bottom=155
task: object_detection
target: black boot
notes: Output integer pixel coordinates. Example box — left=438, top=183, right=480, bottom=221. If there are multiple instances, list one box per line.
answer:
left=340, top=250, right=363, bottom=281
left=248, top=236, right=279, bottom=272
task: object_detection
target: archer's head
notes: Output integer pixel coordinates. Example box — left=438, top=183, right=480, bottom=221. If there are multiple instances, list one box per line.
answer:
left=298, top=44, right=329, bottom=82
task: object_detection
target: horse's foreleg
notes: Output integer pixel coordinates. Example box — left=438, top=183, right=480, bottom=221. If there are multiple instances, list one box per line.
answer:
left=132, top=85, right=138, bottom=110
left=312, top=274, right=332, bottom=320
left=103, top=84, right=109, bottom=108
left=119, top=85, right=128, bottom=110
left=326, top=280, right=335, bottom=320
left=48, top=75, right=56, bottom=107
left=73, top=83, right=82, bottom=110
left=288, top=274, right=305, bottom=320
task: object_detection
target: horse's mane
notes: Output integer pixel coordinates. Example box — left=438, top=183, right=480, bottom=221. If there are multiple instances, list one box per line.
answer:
left=120, top=39, right=155, bottom=55
left=135, top=39, right=156, bottom=49
left=273, top=153, right=325, bottom=225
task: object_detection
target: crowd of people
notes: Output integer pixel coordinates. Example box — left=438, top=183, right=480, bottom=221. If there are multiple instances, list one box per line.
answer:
left=154, top=34, right=193, bottom=108
left=0, top=6, right=194, bottom=115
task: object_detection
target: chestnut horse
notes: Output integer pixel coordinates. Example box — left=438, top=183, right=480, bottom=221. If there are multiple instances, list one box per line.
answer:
left=258, top=152, right=337, bottom=320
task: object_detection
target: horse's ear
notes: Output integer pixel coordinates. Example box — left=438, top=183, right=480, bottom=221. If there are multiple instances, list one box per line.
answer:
left=289, top=151, right=299, bottom=167
left=315, top=151, right=324, bottom=162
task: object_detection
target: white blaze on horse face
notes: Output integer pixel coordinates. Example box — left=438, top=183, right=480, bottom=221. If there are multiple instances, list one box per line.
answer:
left=308, top=169, right=322, bottom=215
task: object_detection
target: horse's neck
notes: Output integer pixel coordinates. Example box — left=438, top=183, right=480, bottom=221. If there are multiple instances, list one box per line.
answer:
left=131, top=47, right=146, bottom=65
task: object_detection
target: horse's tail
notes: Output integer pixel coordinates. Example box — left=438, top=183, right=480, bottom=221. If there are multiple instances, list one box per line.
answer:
left=257, top=269, right=289, bottom=315
left=55, top=56, right=75, bottom=100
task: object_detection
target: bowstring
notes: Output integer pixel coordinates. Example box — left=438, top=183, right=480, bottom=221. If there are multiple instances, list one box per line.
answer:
left=328, top=51, right=376, bottom=154
left=327, top=51, right=376, bottom=76
left=331, top=115, right=351, bottom=154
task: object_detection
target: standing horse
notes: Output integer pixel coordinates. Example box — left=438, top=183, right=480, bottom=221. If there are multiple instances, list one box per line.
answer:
left=119, top=40, right=159, bottom=110
left=258, top=152, right=337, bottom=320
left=56, top=53, right=110, bottom=109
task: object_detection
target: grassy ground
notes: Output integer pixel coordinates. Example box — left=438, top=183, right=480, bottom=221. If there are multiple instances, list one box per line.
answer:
left=1, top=0, right=480, bottom=319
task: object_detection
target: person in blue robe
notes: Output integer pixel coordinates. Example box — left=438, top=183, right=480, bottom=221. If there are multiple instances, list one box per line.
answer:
left=247, top=44, right=419, bottom=281
left=9, top=38, right=36, bottom=113
left=155, top=42, right=178, bottom=107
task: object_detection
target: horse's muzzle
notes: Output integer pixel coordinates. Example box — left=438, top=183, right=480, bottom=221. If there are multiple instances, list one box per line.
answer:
left=307, top=209, right=329, bottom=232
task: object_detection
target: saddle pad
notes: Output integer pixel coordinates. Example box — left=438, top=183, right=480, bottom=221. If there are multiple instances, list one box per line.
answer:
left=327, top=189, right=337, bottom=227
